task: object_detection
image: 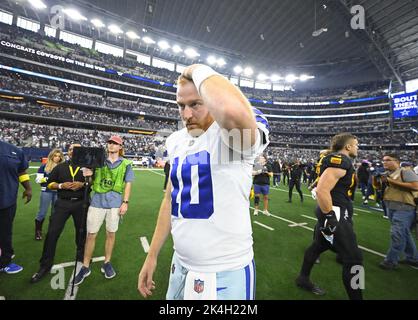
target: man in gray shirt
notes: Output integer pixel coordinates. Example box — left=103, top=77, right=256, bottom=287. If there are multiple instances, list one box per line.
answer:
left=376, top=153, right=418, bottom=269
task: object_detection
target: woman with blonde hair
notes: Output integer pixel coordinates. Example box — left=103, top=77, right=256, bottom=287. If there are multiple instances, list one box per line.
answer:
left=34, top=149, right=64, bottom=240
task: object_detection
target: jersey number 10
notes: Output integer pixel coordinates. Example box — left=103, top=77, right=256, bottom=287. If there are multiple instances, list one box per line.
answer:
left=170, top=151, right=214, bottom=219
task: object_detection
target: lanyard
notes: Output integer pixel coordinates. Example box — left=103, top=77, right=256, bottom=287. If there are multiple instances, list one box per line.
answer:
left=69, top=165, right=80, bottom=182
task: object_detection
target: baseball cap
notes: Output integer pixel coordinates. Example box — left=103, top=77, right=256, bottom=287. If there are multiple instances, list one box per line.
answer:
left=108, top=135, right=123, bottom=145
left=401, top=161, right=413, bottom=167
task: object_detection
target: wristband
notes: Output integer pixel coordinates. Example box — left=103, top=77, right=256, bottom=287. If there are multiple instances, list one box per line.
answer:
left=18, top=174, right=30, bottom=183
left=192, top=65, right=219, bottom=95
left=58, top=183, right=63, bottom=190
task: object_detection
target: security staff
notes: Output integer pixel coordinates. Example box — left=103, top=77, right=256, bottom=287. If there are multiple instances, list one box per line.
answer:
left=30, top=143, right=88, bottom=283
left=295, top=133, right=363, bottom=300
left=0, top=140, right=32, bottom=274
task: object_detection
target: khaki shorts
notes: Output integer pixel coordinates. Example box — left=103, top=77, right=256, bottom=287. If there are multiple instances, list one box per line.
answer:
left=87, top=206, right=120, bottom=233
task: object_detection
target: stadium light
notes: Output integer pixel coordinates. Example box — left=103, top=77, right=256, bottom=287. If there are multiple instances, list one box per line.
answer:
left=257, top=73, right=268, bottom=81
left=108, top=24, right=123, bottom=34
left=63, top=8, right=87, bottom=21
left=207, top=56, right=217, bottom=65
left=142, top=36, right=155, bottom=44
left=126, top=31, right=139, bottom=39
left=172, top=44, right=182, bottom=53
left=28, top=0, right=47, bottom=10
left=233, top=66, right=243, bottom=74
left=217, top=58, right=226, bottom=67
left=158, top=40, right=170, bottom=50
left=91, top=19, right=105, bottom=28
left=244, top=67, right=254, bottom=77
left=285, top=74, right=297, bottom=82
left=300, top=74, right=315, bottom=81
left=184, top=48, right=200, bottom=58
left=270, top=74, right=282, bottom=82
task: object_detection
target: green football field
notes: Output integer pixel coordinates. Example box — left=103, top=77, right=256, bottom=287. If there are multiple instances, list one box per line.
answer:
left=1, top=167, right=417, bottom=300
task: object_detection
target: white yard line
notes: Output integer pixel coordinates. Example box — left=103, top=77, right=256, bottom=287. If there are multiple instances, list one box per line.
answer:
left=57, top=256, right=105, bottom=300
left=289, top=222, right=308, bottom=227
left=147, top=170, right=165, bottom=177
left=301, top=214, right=316, bottom=221
left=140, top=236, right=150, bottom=253
left=251, top=207, right=390, bottom=259
left=253, top=221, right=274, bottom=231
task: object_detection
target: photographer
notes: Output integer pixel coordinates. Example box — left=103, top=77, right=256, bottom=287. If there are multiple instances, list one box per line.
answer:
left=377, top=153, right=418, bottom=269
left=31, top=143, right=88, bottom=283
left=73, top=136, right=134, bottom=285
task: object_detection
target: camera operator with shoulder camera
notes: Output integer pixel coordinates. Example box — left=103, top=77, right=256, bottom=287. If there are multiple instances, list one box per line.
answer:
left=31, top=143, right=88, bottom=283
left=377, top=154, right=418, bottom=269
left=73, top=136, right=134, bottom=285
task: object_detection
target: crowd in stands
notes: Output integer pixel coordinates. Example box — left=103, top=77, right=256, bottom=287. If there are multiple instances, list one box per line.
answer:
left=1, top=101, right=178, bottom=132
left=0, top=22, right=389, bottom=102
left=270, top=132, right=415, bottom=146
left=0, top=120, right=165, bottom=156
left=0, top=76, right=180, bottom=118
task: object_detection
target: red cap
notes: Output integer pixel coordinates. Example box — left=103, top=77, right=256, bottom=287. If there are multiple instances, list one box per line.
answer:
left=108, top=135, right=123, bottom=145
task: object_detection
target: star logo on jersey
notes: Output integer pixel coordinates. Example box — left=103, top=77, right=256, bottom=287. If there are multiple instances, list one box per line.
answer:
left=194, top=279, right=205, bottom=294
left=400, top=109, right=410, bottom=116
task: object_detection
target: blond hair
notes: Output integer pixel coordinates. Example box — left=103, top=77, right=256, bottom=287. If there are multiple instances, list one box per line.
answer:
left=45, top=149, right=64, bottom=173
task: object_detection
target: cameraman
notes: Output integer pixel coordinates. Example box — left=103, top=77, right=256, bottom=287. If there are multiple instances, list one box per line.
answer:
left=73, top=136, right=134, bottom=285
left=31, top=143, right=87, bottom=283
left=377, top=153, right=418, bottom=269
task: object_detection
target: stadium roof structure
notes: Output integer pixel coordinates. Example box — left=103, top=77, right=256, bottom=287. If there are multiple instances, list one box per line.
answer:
left=2, top=0, right=417, bottom=90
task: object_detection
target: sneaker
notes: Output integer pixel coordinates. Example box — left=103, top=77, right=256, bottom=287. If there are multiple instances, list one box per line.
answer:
left=253, top=209, right=259, bottom=216
left=101, top=262, right=116, bottom=279
left=73, top=266, right=91, bottom=285
left=263, top=210, right=271, bottom=216
left=382, top=215, right=389, bottom=219
left=362, top=200, right=368, bottom=205
left=379, top=260, right=398, bottom=270
left=399, top=259, right=418, bottom=268
left=315, top=258, right=320, bottom=264
left=295, top=276, right=326, bottom=296
left=0, top=263, right=23, bottom=274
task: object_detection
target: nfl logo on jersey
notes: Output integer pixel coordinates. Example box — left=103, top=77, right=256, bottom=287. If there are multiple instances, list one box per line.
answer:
left=194, top=279, right=205, bottom=294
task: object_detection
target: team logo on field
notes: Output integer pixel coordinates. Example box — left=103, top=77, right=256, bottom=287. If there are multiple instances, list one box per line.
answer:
left=330, top=157, right=342, bottom=165
left=194, top=279, right=204, bottom=294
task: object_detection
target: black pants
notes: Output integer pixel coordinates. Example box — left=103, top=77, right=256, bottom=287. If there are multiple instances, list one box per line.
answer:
left=299, top=206, right=363, bottom=300
left=39, top=198, right=86, bottom=268
left=282, top=173, right=289, bottom=185
left=289, top=179, right=303, bottom=201
left=0, top=204, right=17, bottom=268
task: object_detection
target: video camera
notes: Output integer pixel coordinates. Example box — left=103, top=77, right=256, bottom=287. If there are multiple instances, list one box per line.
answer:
left=372, top=167, right=388, bottom=178
left=71, top=147, right=106, bottom=168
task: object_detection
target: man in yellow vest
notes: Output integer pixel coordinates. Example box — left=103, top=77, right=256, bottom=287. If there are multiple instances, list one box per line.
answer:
left=74, top=136, right=134, bottom=285
left=377, top=153, right=418, bottom=269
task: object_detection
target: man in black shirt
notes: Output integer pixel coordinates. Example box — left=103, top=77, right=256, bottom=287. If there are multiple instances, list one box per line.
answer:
left=287, top=160, right=304, bottom=203
left=295, top=133, right=363, bottom=300
left=30, top=144, right=88, bottom=283
left=253, top=156, right=273, bottom=216
left=272, top=159, right=281, bottom=187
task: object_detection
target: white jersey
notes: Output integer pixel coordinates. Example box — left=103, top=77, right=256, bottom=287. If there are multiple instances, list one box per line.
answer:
left=166, top=112, right=269, bottom=272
